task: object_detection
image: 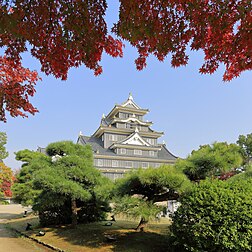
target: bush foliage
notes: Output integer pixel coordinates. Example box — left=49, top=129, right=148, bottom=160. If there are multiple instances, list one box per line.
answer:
left=171, top=179, right=252, bottom=252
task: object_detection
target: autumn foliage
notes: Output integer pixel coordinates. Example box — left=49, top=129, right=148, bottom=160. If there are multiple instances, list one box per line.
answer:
left=0, top=0, right=123, bottom=79
left=114, top=0, right=252, bottom=81
left=0, top=0, right=251, bottom=121
left=0, top=56, right=40, bottom=122
left=0, top=162, right=14, bottom=197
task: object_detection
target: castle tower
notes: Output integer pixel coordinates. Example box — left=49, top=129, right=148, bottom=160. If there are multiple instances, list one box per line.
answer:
left=77, top=94, right=177, bottom=180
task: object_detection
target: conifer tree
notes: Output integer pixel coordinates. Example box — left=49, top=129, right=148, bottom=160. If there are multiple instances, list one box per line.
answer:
left=14, top=141, right=112, bottom=227
left=114, top=165, right=191, bottom=231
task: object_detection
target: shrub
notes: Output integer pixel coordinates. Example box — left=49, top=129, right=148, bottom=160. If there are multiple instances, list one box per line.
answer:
left=171, top=179, right=252, bottom=252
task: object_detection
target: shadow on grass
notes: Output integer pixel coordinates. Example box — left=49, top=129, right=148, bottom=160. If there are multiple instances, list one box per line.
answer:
left=0, top=212, right=24, bottom=220
left=5, top=215, right=40, bottom=233
left=110, top=231, right=171, bottom=252
left=0, top=223, right=23, bottom=238
left=45, top=220, right=172, bottom=251
left=6, top=217, right=173, bottom=251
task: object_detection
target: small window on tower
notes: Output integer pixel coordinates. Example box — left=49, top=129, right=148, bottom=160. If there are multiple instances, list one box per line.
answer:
left=149, top=151, right=155, bottom=156
left=142, top=162, right=149, bottom=168
left=121, top=148, right=126, bottom=154
left=97, top=159, right=103, bottom=167
left=112, top=160, right=118, bottom=167
left=109, top=135, right=117, bottom=141
left=134, top=149, right=142, bottom=155
left=125, top=161, right=133, bottom=168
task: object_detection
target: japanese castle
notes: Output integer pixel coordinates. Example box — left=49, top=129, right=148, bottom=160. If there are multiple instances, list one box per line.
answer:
left=77, top=94, right=177, bottom=180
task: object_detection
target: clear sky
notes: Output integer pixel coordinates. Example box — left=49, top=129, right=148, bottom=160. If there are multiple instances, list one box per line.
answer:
left=1, top=1, right=252, bottom=170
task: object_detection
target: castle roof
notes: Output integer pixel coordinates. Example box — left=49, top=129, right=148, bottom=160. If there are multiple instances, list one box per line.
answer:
left=77, top=135, right=177, bottom=161
left=92, top=126, right=163, bottom=138
left=106, top=93, right=149, bottom=119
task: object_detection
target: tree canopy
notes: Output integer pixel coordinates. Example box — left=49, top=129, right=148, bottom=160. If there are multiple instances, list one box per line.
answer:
left=228, top=164, right=252, bottom=182
left=0, top=57, right=40, bottom=122
left=0, top=162, right=13, bottom=197
left=0, top=0, right=251, bottom=121
left=113, top=165, right=191, bottom=230
left=0, top=132, right=8, bottom=160
left=115, top=165, right=191, bottom=201
left=13, top=141, right=112, bottom=226
left=13, top=149, right=51, bottom=205
left=175, top=142, right=243, bottom=181
left=237, top=133, right=252, bottom=164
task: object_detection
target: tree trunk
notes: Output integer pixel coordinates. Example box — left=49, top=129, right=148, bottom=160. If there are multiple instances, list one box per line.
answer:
left=71, top=199, right=78, bottom=228
left=135, top=217, right=148, bottom=232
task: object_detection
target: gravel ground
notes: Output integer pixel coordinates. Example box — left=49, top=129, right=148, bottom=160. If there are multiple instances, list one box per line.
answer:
left=0, top=204, right=31, bottom=221
left=0, top=204, right=52, bottom=252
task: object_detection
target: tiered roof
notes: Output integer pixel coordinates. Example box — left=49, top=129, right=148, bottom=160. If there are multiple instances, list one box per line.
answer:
left=77, top=93, right=177, bottom=162
left=93, top=94, right=163, bottom=138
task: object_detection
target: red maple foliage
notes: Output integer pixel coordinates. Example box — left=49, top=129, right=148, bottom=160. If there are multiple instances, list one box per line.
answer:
left=0, top=0, right=123, bottom=79
left=0, top=56, right=40, bottom=122
left=0, top=162, right=13, bottom=197
left=1, top=178, right=12, bottom=197
left=0, top=0, right=124, bottom=121
left=0, top=1, right=251, bottom=121
left=114, top=0, right=252, bottom=81
left=218, top=170, right=237, bottom=180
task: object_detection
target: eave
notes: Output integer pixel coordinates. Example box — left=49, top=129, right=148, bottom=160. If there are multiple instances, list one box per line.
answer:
left=106, top=105, right=149, bottom=119
left=94, top=154, right=176, bottom=163
left=92, top=126, right=163, bottom=138
left=111, top=117, right=153, bottom=126
left=109, top=143, right=161, bottom=151
left=98, top=168, right=128, bottom=173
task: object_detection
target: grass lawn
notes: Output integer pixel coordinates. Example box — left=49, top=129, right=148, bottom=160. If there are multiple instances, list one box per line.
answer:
left=5, top=214, right=172, bottom=252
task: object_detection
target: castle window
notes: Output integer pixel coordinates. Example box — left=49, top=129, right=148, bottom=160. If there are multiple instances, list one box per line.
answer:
left=97, top=159, right=103, bottom=167
left=134, top=149, right=142, bottom=155
left=149, top=151, right=155, bottom=157
left=125, top=161, right=133, bottom=168
left=121, top=148, right=126, bottom=154
left=119, top=113, right=131, bottom=119
left=142, top=162, right=149, bottom=168
left=109, top=135, right=117, bottom=141
left=146, top=138, right=155, bottom=145
left=112, top=160, right=118, bottom=167
left=126, top=123, right=131, bottom=129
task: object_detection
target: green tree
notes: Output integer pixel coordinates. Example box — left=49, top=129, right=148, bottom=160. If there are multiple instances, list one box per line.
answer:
left=228, top=164, right=252, bottom=182
left=176, top=142, right=243, bottom=181
left=237, top=133, right=252, bottom=165
left=13, top=149, right=51, bottom=205
left=114, top=165, right=191, bottom=231
left=171, top=179, right=252, bottom=252
left=0, top=132, right=8, bottom=160
left=13, top=141, right=112, bottom=227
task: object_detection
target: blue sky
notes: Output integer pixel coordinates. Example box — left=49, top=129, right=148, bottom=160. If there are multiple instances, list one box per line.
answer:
left=1, top=1, right=252, bottom=169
